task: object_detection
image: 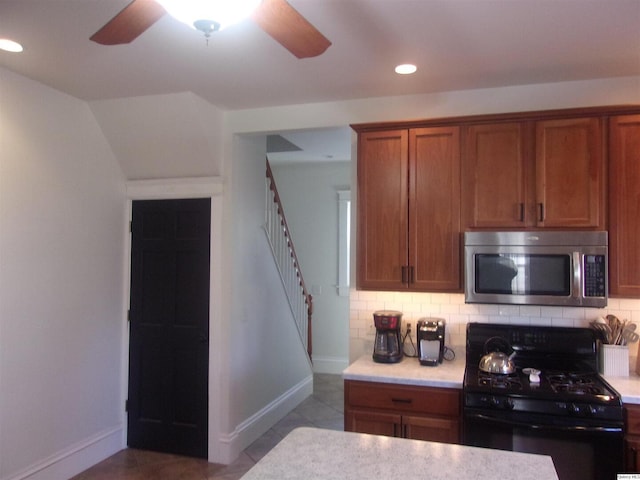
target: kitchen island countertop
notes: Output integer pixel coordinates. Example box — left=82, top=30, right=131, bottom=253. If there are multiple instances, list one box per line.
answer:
left=240, top=427, right=559, bottom=480
left=343, top=353, right=640, bottom=404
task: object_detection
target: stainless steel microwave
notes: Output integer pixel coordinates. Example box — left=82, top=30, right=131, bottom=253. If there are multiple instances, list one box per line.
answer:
left=464, top=231, right=607, bottom=308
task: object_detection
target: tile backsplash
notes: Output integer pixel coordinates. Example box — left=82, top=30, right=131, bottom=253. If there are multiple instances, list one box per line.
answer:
left=349, top=289, right=640, bottom=364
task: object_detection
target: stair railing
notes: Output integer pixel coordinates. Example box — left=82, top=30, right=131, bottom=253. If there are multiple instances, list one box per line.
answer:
left=264, top=160, right=313, bottom=360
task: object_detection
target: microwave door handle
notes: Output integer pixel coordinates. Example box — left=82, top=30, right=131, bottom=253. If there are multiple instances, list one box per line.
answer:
left=572, top=252, right=582, bottom=300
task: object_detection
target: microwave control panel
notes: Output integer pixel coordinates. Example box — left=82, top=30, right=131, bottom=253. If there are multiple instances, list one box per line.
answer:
left=583, top=255, right=606, bottom=297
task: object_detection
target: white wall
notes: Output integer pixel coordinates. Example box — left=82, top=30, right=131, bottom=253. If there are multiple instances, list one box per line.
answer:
left=89, top=92, right=224, bottom=180
left=0, top=67, right=126, bottom=479
left=271, top=161, right=351, bottom=373
left=219, top=134, right=313, bottom=462
left=226, top=76, right=640, bottom=134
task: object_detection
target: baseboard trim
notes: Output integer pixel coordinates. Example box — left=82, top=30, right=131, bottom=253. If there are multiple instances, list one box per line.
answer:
left=214, top=374, right=313, bottom=465
left=3, top=425, right=124, bottom=480
left=312, top=355, right=349, bottom=374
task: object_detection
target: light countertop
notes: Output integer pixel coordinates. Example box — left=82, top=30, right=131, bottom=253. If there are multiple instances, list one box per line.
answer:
left=604, top=373, right=640, bottom=404
left=240, top=427, right=559, bottom=480
left=343, top=353, right=640, bottom=404
left=342, top=352, right=465, bottom=388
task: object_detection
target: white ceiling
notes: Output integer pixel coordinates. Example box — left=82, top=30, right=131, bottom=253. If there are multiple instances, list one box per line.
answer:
left=2, top=0, right=639, bottom=111
left=1, top=0, right=639, bottom=165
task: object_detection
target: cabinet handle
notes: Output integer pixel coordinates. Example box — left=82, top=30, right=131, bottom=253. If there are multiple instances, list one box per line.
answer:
left=519, top=203, right=524, bottom=222
left=401, top=266, right=409, bottom=284
left=409, top=266, right=415, bottom=284
left=538, top=203, right=545, bottom=222
left=391, top=397, right=413, bottom=404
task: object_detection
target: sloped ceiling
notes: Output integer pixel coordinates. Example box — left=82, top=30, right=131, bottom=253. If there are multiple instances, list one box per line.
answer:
left=89, top=92, right=225, bottom=180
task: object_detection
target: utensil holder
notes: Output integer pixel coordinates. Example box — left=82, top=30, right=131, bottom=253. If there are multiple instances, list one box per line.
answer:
left=599, top=344, right=629, bottom=376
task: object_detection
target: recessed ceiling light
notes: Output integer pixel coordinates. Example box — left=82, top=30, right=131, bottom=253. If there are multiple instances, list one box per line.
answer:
left=0, top=39, right=24, bottom=53
left=395, top=64, right=417, bottom=75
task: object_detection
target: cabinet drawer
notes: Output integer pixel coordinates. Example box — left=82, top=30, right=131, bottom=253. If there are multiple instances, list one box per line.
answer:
left=626, top=405, right=640, bottom=435
left=345, top=380, right=460, bottom=416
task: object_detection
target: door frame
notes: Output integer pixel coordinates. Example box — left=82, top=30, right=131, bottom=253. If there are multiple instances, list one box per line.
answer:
left=123, top=177, right=224, bottom=463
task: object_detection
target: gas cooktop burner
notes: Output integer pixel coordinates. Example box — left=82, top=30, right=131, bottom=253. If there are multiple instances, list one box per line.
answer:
left=547, top=372, right=604, bottom=396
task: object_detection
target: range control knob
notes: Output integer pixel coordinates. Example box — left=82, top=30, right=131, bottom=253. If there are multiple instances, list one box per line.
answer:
left=490, top=396, right=514, bottom=410
left=570, top=403, right=584, bottom=416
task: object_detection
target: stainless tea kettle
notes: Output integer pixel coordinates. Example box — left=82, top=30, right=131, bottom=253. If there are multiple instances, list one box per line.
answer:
left=479, top=337, right=516, bottom=374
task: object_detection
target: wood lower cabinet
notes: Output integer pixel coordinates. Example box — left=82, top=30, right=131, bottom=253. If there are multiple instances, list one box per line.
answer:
left=609, top=114, right=640, bottom=297
left=625, top=404, right=640, bottom=472
left=344, top=380, right=461, bottom=444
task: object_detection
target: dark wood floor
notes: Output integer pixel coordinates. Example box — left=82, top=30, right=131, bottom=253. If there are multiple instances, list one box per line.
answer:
left=71, top=374, right=344, bottom=479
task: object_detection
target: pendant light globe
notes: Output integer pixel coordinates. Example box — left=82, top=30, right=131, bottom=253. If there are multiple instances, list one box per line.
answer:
left=156, top=0, right=262, bottom=32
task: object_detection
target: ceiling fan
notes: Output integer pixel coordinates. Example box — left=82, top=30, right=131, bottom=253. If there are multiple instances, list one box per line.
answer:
left=90, top=0, right=331, bottom=59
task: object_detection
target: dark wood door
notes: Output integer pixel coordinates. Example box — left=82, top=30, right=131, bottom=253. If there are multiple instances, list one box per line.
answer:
left=609, top=114, right=640, bottom=297
left=410, top=126, right=461, bottom=291
left=462, top=122, right=531, bottom=228
left=128, top=198, right=210, bottom=458
left=535, top=117, right=604, bottom=228
left=356, top=129, right=409, bottom=290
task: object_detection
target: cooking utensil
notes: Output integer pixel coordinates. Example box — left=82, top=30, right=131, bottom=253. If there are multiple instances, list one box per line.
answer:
left=479, top=337, right=516, bottom=374
left=590, top=321, right=612, bottom=344
left=620, top=322, right=637, bottom=345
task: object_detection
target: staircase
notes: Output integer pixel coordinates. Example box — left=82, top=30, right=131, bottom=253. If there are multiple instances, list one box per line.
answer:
left=264, top=160, right=313, bottom=361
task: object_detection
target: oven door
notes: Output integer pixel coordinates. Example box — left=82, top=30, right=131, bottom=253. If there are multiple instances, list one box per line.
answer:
left=463, top=409, right=623, bottom=480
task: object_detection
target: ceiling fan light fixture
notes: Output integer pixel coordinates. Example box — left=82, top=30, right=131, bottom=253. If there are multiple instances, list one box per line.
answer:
left=156, top=0, right=262, bottom=32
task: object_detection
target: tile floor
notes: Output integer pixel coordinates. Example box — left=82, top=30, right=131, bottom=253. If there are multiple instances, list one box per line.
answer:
left=71, top=374, right=344, bottom=480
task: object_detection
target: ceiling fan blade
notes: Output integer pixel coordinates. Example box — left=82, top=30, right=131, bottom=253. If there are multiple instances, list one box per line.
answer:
left=251, top=0, right=331, bottom=59
left=90, top=0, right=166, bottom=45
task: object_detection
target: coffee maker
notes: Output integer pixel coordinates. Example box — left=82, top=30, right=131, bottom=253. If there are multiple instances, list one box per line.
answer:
left=417, top=318, right=446, bottom=366
left=372, top=310, right=403, bottom=363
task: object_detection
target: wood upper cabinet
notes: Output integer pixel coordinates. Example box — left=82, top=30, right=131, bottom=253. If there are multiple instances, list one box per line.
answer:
left=609, top=114, right=640, bottom=297
left=356, top=127, right=461, bottom=292
left=462, top=117, right=605, bottom=230
left=357, top=129, right=409, bottom=290
left=462, top=122, right=531, bottom=228
left=535, top=117, right=605, bottom=228
left=410, top=127, right=461, bottom=291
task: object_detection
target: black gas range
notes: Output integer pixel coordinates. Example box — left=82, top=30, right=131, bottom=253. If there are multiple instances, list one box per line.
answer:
left=463, top=322, right=623, bottom=480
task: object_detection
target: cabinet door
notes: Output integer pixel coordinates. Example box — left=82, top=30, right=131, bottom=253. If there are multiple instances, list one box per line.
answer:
left=403, top=415, right=460, bottom=444
left=356, top=130, right=409, bottom=290
left=409, top=127, right=461, bottom=291
left=625, top=437, right=640, bottom=473
left=609, top=115, right=640, bottom=297
left=345, top=409, right=401, bottom=437
left=462, top=122, right=531, bottom=228
left=535, top=117, right=605, bottom=228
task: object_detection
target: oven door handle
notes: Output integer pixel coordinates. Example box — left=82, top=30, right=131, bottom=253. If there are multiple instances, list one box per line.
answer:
left=467, top=413, right=623, bottom=434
